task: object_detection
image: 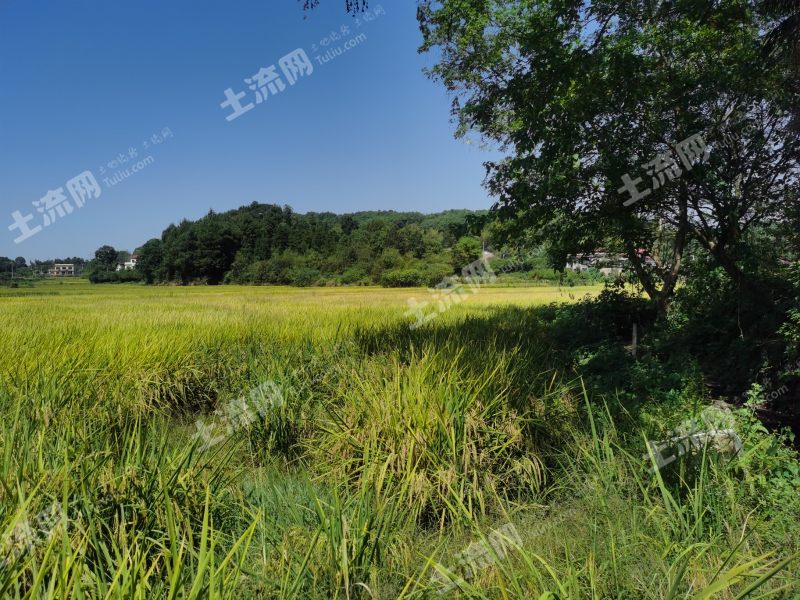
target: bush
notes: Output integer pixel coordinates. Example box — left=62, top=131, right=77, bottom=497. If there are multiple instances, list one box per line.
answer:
left=89, top=270, right=144, bottom=284
left=528, top=268, right=561, bottom=281
left=667, top=258, right=790, bottom=394
left=380, top=269, right=425, bottom=288
left=340, top=266, right=369, bottom=285
left=423, top=262, right=454, bottom=287
left=244, top=253, right=302, bottom=284
left=289, top=267, right=322, bottom=287
left=780, top=263, right=800, bottom=362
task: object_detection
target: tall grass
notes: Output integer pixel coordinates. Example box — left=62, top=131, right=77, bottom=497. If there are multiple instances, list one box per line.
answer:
left=0, top=282, right=797, bottom=597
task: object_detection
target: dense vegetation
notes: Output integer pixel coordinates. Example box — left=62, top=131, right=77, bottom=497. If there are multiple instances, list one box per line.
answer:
left=418, top=0, right=799, bottom=314
left=25, top=204, right=607, bottom=288
left=134, top=204, right=485, bottom=286
left=1, top=281, right=799, bottom=598
left=2, top=1, right=798, bottom=597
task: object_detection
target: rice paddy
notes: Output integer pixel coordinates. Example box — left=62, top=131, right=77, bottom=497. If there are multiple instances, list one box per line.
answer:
left=1, top=281, right=798, bottom=598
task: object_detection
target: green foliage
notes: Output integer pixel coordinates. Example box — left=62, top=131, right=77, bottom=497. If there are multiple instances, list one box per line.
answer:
left=137, top=238, right=164, bottom=283
left=87, top=204, right=618, bottom=290
left=93, top=245, right=119, bottom=271
left=1, top=283, right=799, bottom=596
left=664, top=256, right=793, bottom=395
left=106, top=203, right=510, bottom=288
left=451, top=236, right=481, bottom=271
left=731, top=409, right=800, bottom=506
left=780, top=263, right=800, bottom=361
left=419, top=0, right=800, bottom=308
left=88, top=269, right=145, bottom=284
left=252, top=251, right=300, bottom=285
left=422, top=261, right=454, bottom=287
left=339, top=266, right=369, bottom=285
left=380, top=268, right=425, bottom=288
left=289, top=267, right=322, bottom=287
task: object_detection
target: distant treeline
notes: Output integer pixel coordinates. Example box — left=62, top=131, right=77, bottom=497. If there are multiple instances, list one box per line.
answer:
left=0, top=256, right=87, bottom=281
left=83, top=203, right=606, bottom=287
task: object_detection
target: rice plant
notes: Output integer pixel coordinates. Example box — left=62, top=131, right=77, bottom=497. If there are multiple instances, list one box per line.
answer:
left=0, top=281, right=797, bottom=597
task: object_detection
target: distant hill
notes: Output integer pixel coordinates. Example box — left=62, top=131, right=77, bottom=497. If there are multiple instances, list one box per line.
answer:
left=91, top=203, right=492, bottom=286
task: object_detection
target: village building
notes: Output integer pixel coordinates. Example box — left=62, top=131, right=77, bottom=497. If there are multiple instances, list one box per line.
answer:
left=116, top=255, right=140, bottom=271
left=47, top=263, right=76, bottom=277
left=565, top=249, right=655, bottom=276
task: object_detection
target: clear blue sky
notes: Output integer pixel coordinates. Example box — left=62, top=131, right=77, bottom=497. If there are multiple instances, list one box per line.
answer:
left=0, top=0, right=498, bottom=261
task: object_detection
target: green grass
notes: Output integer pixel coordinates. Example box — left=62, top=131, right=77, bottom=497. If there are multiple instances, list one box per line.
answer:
left=0, top=282, right=798, bottom=598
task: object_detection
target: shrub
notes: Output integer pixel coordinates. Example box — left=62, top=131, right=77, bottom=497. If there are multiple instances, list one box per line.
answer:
left=423, top=262, right=455, bottom=287
left=381, top=268, right=425, bottom=288
left=289, top=267, right=322, bottom=287
left=88, top=270, right=144, bottom=284
left=340, top=266, right=369, bottom=285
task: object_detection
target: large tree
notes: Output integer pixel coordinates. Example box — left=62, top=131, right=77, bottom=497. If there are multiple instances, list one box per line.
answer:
left=762, top=0, right=800, bottom=128
left=94, top=245, right=119, bottom=272
left=136, top=239, right=164, bottom=284
left=418, top=0, right=800, bottom=311
left=762, top=0, right=800, bottom=58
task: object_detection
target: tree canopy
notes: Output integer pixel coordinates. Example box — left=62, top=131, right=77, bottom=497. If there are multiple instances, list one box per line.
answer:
left=101, top=204, right=512, bottom=287
left=418, top=0, right=799, bottom=310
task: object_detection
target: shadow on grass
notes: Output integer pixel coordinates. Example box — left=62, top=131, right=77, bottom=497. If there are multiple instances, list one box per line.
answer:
left=351, top=291, right=662, bottom=436
left=351, top=284, right=798, bottom=443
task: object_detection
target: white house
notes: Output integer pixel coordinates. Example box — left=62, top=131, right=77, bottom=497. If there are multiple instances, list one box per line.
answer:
left=116, top=255, right=140, bottom=271
left=48, top=263, right=75, bottom=277
left=566, top=248, right=655, bottom=275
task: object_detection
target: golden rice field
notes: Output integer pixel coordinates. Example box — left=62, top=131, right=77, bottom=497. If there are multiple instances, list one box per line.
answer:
left=1, top=280, right=798, bottom=599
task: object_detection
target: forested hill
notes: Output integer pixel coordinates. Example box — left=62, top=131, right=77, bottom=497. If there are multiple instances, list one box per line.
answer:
left=109, top=202, right=496, bottom=286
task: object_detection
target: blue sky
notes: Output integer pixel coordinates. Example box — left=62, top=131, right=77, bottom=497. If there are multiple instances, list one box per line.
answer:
left=0, top=0, right=498, bottom=261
